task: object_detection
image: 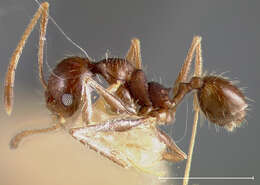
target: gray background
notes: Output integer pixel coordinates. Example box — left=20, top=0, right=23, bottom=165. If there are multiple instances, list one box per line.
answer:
left=0, top=0, right=259, bottom=185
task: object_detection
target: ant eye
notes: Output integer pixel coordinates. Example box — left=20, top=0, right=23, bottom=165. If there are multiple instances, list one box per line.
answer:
left=62, top=93, right=73, bottom=106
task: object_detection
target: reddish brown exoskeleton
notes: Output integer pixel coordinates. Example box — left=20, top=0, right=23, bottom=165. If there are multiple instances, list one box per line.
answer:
left=4, top=1, right=248, bottom=181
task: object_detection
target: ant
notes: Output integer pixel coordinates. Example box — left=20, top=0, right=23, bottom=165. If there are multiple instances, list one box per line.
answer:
left=4, top=1, right=248, bottom=181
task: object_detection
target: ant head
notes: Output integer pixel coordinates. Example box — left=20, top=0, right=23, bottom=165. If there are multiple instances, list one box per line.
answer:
left=45, top=57, right=94, bottom=118
left=197, top=76, right=248, bottom=131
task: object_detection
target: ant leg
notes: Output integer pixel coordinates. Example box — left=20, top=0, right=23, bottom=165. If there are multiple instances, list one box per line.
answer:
left=93, top=81, right=121, bottom=109
left=81, top=83, right=93, bottom=124
left=70, top=118, right=147, bottom=168
left=169, top=36, right=203, bottom=108
left=10, top=116, right=64, bottom=149
left=4, top=2, right=49, bottom=115
left=183, top=38, right=203, bottom=185
left=126, top=38, right=142, bottom=69
left=126, top=40, right=153, bottom=110
left=173, top=36, right=202, bottom=95
left=167, top=37, right=203, bottom=185
left=85, top=77, right=137, bottom=115
left=155, top=128, right=187, bottom=162
left=81, top=78, right=123, bottom=124
left=194, top=37, right=202, bottom=77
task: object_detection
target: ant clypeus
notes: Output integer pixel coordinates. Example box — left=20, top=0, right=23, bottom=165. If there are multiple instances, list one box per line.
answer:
left=4, top=1, right=248, bottom=182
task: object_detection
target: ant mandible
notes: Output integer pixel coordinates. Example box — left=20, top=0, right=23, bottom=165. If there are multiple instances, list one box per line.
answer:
left=4, top=1, right=248, bottom=181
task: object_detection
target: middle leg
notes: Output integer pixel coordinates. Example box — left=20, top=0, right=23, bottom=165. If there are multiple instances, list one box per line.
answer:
left=126, top=38, right=142, bottom=69
left=155, top=127, right=187, bottom=162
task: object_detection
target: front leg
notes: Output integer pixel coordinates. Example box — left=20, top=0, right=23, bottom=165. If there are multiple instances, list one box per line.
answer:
left=85, top=77, right=137, bottom=115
